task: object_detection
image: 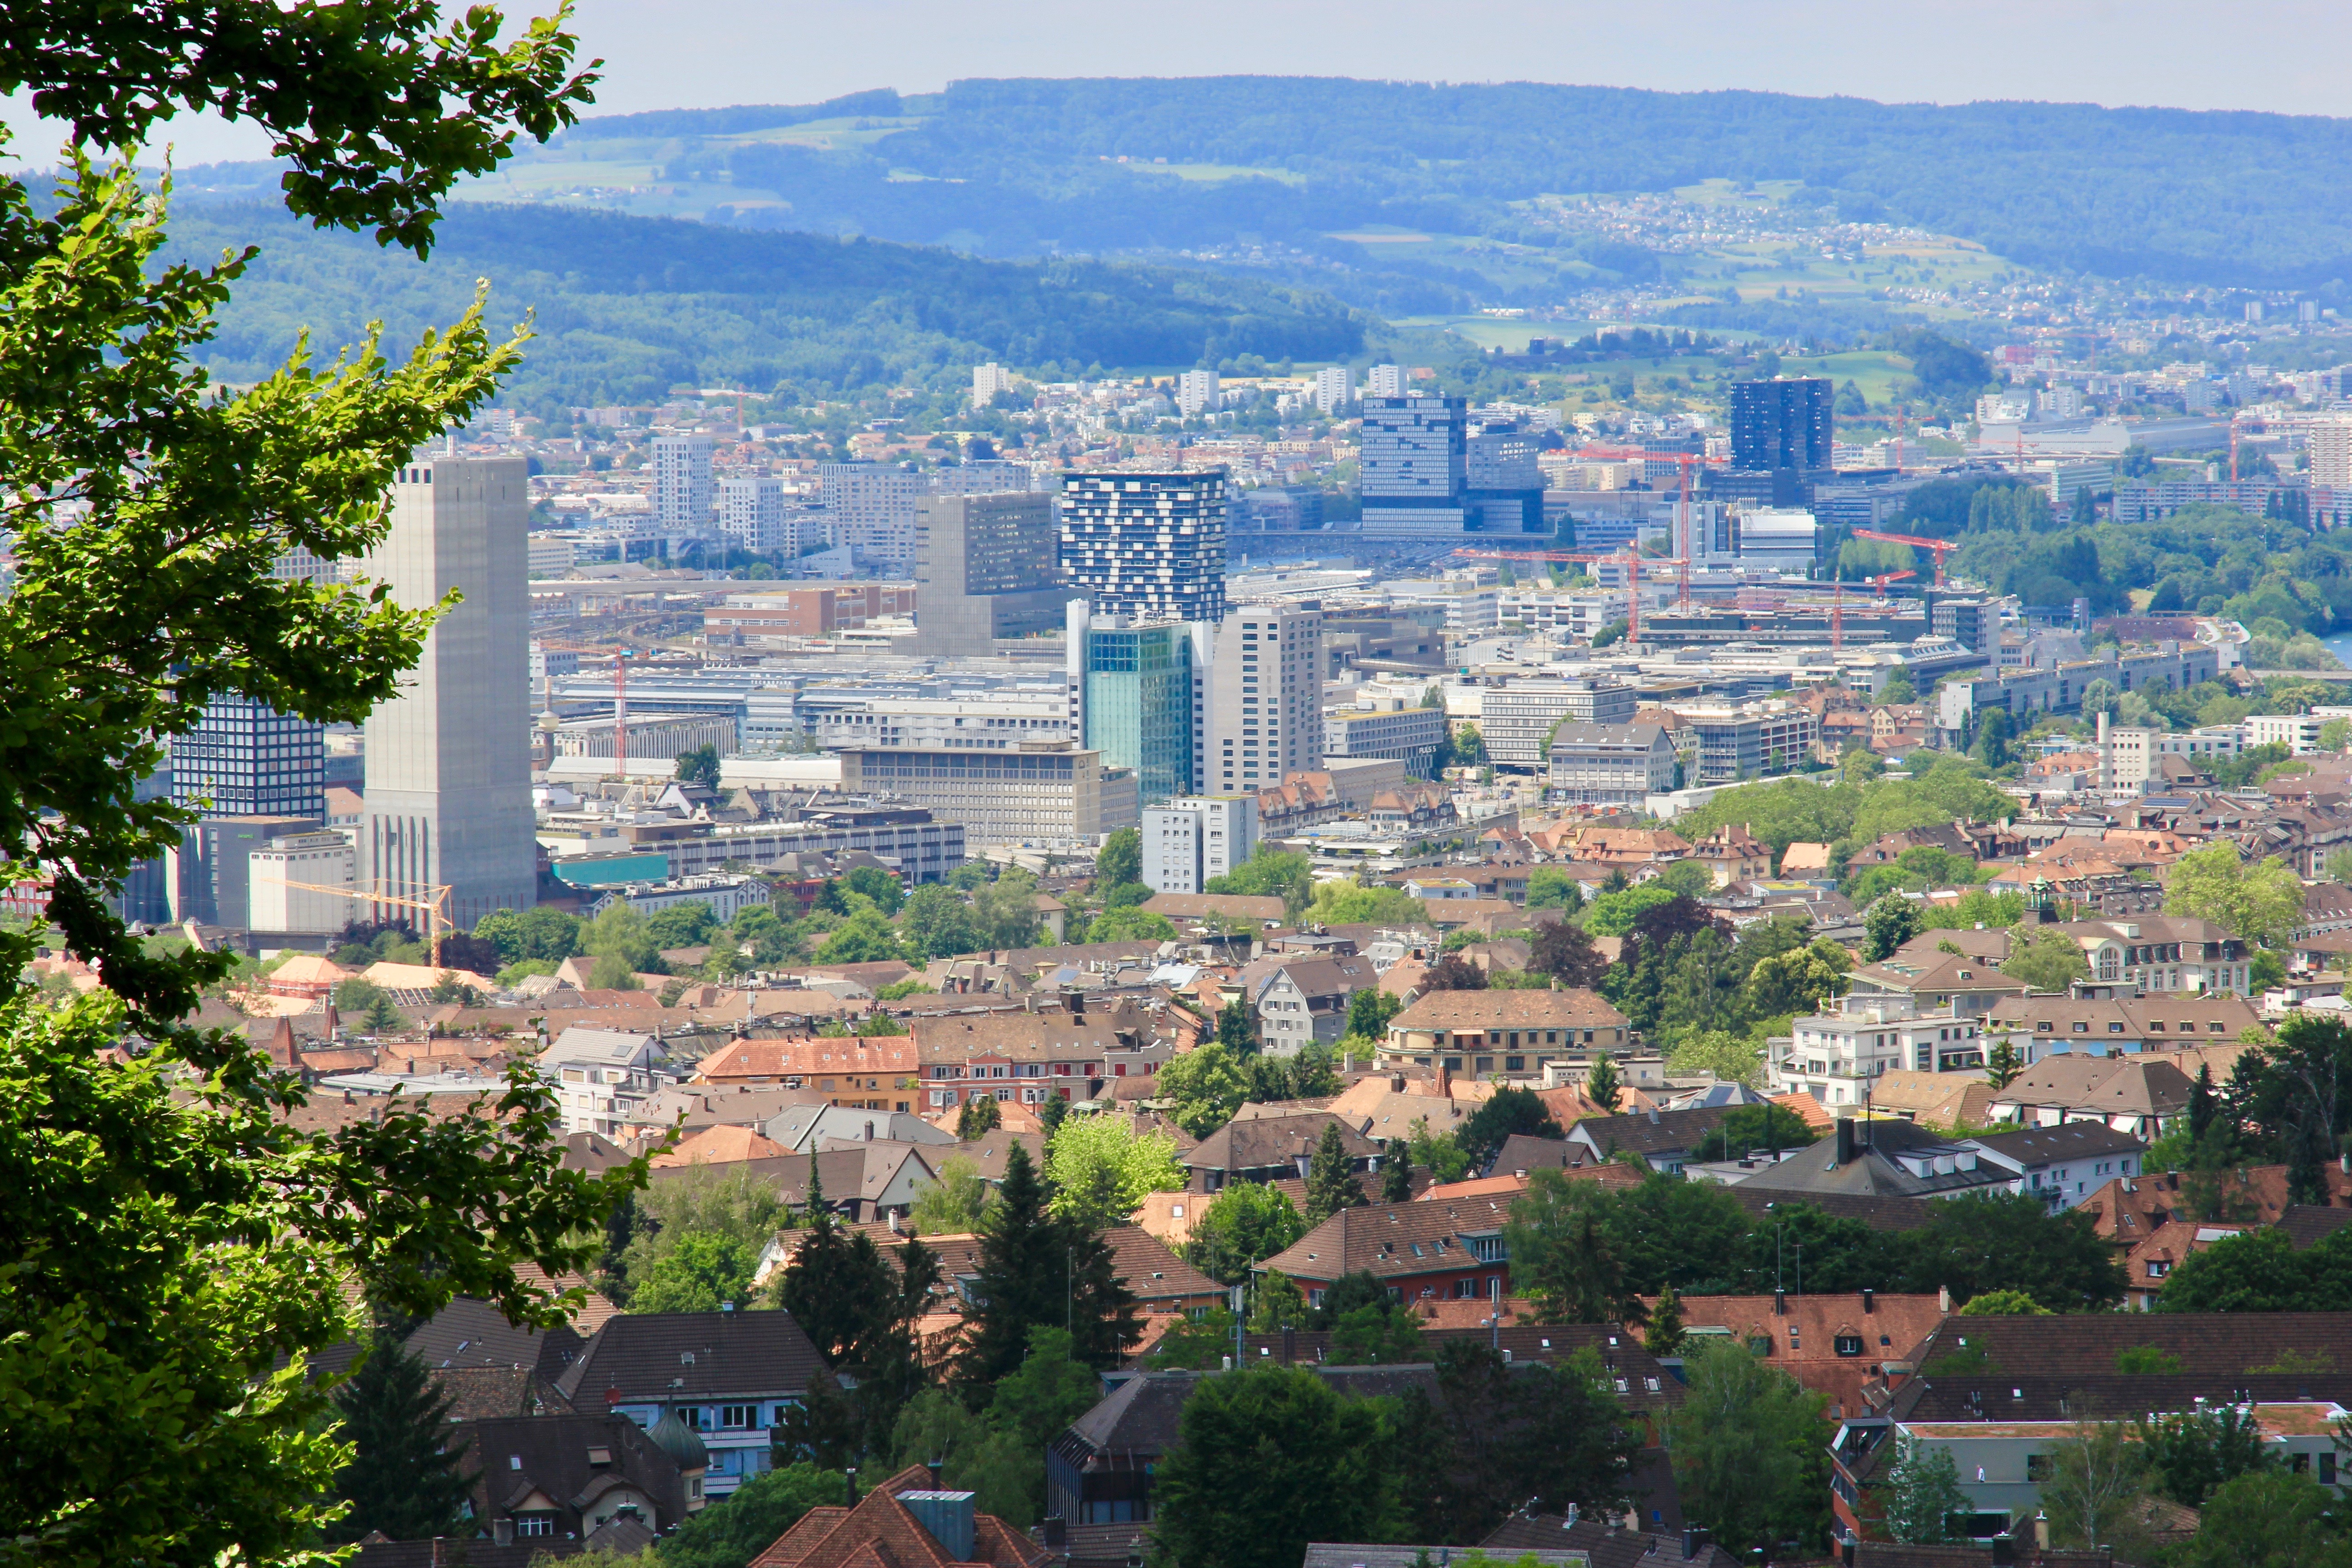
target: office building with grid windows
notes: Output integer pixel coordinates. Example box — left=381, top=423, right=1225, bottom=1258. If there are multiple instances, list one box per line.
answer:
left=1058, top=472, right=1227, bottom=625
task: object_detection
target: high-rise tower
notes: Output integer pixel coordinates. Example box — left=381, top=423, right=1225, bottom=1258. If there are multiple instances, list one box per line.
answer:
left=358, top=452, right=536, bottom=930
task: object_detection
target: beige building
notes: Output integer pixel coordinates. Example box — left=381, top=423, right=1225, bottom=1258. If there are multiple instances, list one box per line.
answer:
left=1380, top=989, right=1630, bottom=1079
left=1209, top=603, right=1322, bottom=795
left=359, top=453, right=536, bottom=929
left=839, top=739, right=1138, bottom=850
left=2310, top=414, right=2352, bottom=489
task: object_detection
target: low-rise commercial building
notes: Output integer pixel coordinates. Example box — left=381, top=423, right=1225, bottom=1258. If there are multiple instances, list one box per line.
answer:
left=1545, top=721, right=1678, bottom=805
left=1482, top=678, right=1639, bottom=769
left=1324, top=698, right=1448, bottom=778
left=840, top=740, right=1137, bottom=851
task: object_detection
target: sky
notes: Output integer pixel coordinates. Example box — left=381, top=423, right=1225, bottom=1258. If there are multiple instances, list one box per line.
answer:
left=6, top=0, right=2348, bottom=167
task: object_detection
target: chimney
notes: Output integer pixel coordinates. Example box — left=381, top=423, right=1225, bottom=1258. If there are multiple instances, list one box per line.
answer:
left=1862, top=1288, right=1874, bottom=1313
left=493, top=1519, right=515, bottom=1547
left=1681, top=1527, right=1708, bottom=1561
left=1939, top=1284, right=1953, bottom=1313
left=1834, top=1119, right=1856, bottom=1166
left=1990, top=1534, right=2015, bottom=1567
left=928, top=1460, right=944, bottom=1488
left=1436, top=1061, right=1451, bottom=1096
left=846, top=1468, right=858, bottom=1506
left=1282, top=1325, right=1297, bottom=1364
left=1774, top=1288, right=1786, bottom=1316
left=1043, top=1516, right=1068, bottom=1549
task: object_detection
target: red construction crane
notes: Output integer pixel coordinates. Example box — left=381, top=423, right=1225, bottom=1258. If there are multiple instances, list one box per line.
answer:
left=1453, top=544, right=1683, bottom=646
left=535, top=639, right=647, bottom=774
left=1569, top=445, right=1725, bottom=608
left=1849, top=528, right=1960, bottom=588
left=1867, top=568, right=1917, bottom=599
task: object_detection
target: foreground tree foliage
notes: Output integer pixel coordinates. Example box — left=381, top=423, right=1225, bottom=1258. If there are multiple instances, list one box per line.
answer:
left=0, top=7, right=638, bottom=1565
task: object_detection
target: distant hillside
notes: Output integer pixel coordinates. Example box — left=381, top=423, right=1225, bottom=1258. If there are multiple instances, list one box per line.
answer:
left=166, top=201, right=1366, bottom=406
left=544, top=77, right=2352, bottom=291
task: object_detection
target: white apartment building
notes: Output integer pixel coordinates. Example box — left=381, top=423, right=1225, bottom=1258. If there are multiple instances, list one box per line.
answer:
left=2245, top=712, right=2328, bottom=755
left=1313, top=365, right=1352, bottom=415
left=1209, top=604, right=1322, bottom=794
left=587, top=873, right=771, bottom=925
left=717, top=475, right=791, bottom=554
left=1773, top=996, right=1986, bottom=1107
left=650, top=435, right=715, bottom=535
left=972, top=363, right=1016, bottom=406
left=1143, top=795, right=1257, bottom=894
left=1176, top=369, right=1221, bottom=418
left=1365, top=363, right=1406, bottom=398
left=818, top=461, right=923, bottom=573
left=547, top=1026, right=672, bottom=1137
left=526, top=532, right=576, bottom=578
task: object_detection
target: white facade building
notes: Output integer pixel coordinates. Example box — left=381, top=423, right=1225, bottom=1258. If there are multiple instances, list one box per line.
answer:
left=1772, top=995, right=1986, bottom=1107
left=246, top=830, right=357, bottom=934
left=1143, top=795, right=1258, bottom=894
left=651, top=435, right=715, bottom=535
left=972, top=363, right=1016, bottom=406
left=818, top=461, right=923, bottom=573
left=1365, top=363, right=1406, bottom=398
left=1313, top=365, right=1353, bottom=415
left=717, top=475, right=791, bottom=554
left=1176, top=369, right=1221, bottom=418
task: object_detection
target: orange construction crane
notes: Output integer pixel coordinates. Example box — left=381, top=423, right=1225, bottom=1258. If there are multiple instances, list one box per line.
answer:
left=254, top=877, right=455, bottom=966
left=1867, top=568, right=1917, bottom=599
left=1849, top=528, right=1960, bottom=588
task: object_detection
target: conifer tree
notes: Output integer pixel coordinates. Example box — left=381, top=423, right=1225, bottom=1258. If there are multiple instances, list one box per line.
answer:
left=957, top=1094, right=1002, bottom=1140
left=955, top=1141, right=1138, bottom=1398
left=1382, top=1137, right=1412, bottom=1203
left=1586, top=1054, right=1623, bottom=1113
left=1307, top=1122, right=1366, bottom=1223
left=328, top=1332, right=477, bottom=1543
left=1644, top=1284, right=1686, bottom=1357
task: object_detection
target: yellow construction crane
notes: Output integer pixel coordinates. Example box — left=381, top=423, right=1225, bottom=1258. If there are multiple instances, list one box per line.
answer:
left=255, top=877, right=455, bottom=966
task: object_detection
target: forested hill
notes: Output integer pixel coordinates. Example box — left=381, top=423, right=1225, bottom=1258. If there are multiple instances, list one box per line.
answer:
left=164, top=200, right=1365, bottom=407
left=557, top=78, right=2352, bottom=289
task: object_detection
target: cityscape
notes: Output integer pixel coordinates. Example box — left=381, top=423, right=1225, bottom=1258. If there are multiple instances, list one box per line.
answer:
left=9, top=17, right=2352, bottom=1568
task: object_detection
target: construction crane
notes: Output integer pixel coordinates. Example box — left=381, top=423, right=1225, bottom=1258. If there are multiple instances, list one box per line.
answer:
left=1828, top=570, right=1919, bottom=651
left=255, top=877, right=455, bottom=966
left=1450, top=544, right=1683, bottom=646
left=534, top=638, right=647, bottom=775
left=1569, top=444, right=1725, bottom=607
left=1849, top=528, right=1960, bottom=588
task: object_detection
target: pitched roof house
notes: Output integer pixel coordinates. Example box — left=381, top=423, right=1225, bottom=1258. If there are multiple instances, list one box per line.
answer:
left=1380, top=989, right=1630, bottom=1081
left=750, top=1462, right=1051, bottom=1568
left=1259, top=1194, right=1518, bottom=1303
left=1180, top=1110, right=1382, bottom=1192
left=553, top=1310, right=835, bottom=1499
left=457, top=1410, right=697, bottom=1544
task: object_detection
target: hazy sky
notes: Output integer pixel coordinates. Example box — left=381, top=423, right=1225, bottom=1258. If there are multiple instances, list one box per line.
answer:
left=10, top=0, right=2349, bottom=166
